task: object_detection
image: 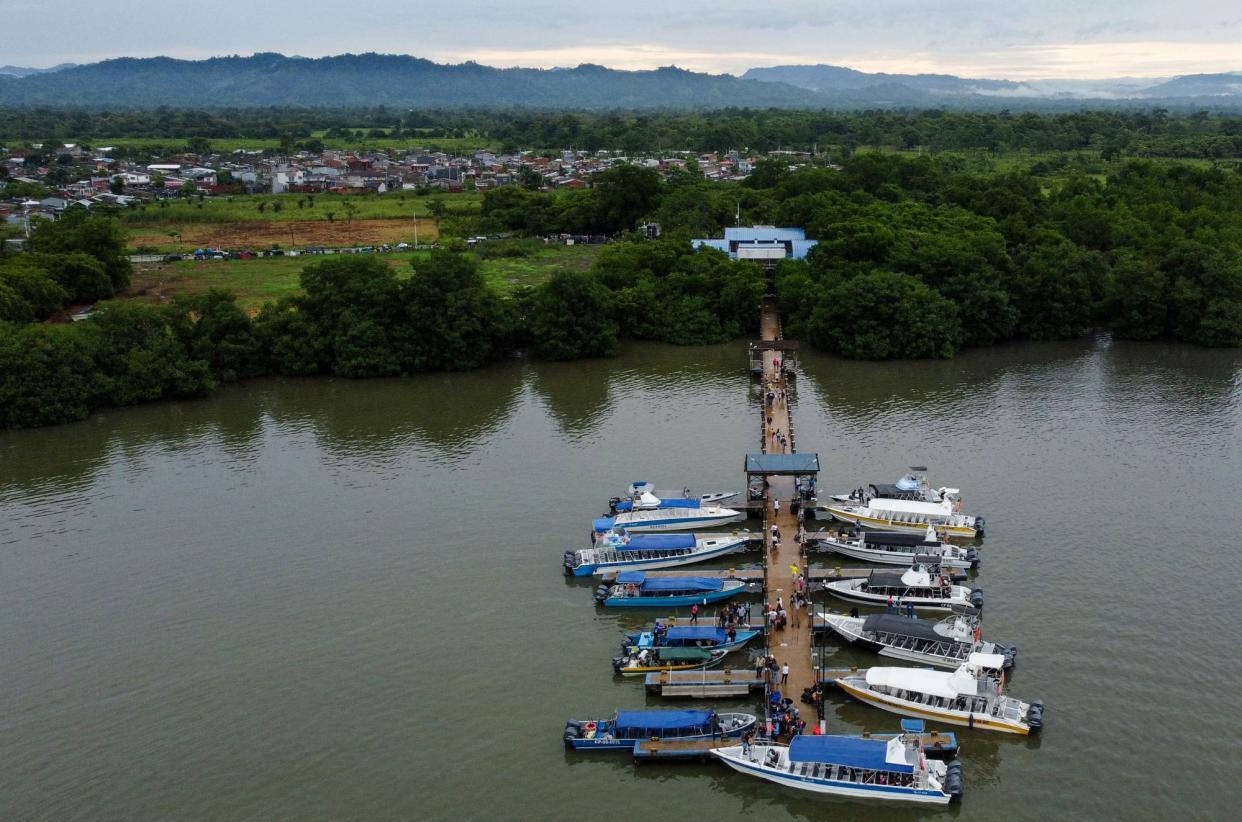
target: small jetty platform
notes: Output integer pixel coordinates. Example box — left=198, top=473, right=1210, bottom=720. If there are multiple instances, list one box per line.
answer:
left=644, top=669, right=767, bottom=697
left=633, top=738, right=732, bottom=761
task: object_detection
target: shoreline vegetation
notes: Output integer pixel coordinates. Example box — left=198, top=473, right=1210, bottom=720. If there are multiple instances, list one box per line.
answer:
left=3, top=110, right=1242, bottom=429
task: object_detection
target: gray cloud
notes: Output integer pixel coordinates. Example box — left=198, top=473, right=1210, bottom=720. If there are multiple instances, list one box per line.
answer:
left=1, top=0, right=1239, bottom=78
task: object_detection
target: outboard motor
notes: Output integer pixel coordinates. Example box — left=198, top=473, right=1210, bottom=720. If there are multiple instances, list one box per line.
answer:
left=564, top=721, right=582, bottom=746
left=849, top=607, right=860, bottom=619
left=608, top=496, right=622, bottom=515
left=611, top=656, right=626, bottom=673
left=563, top=550, right=578, bottom=575
left=965, top=547, right=981, bottom=568
left=1026, top=699, right=1045, bottom=732
left=594, top=584, right=611, bottom=604
left=1001, top=643, right=1018, bottom=670
left=944, top=759, right=964, bottom=802
left=973, top=516, right=986, bottom=539
left=970, top=589, right=985, bottom=610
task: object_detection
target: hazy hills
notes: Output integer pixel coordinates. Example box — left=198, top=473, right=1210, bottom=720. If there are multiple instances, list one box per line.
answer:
left=0, top=53, right=1239, bottom=109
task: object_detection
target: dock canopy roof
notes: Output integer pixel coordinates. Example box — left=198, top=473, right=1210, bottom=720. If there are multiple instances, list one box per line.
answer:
left=744, top=453, right=820, bottom=475
left=788, top=735, right=914, bottom=773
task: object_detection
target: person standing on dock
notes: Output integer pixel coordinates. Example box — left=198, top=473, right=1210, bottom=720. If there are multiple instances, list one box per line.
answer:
left=781, top=663, right=790, bottom=686
left=689, top=602, right=699, bottom=624
left=773, top=498, right=781, bottom=514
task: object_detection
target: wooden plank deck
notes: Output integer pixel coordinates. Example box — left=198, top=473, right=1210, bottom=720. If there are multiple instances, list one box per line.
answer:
left=758, top=300, right=821, bottom=717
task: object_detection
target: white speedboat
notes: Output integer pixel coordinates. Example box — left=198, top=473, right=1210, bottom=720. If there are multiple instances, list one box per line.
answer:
left=824, top=561, right=982, bottom=612
left=592, top=505, right=745, bottom=534
left=818, top=607, right=1016, bottom=669
left=818, top=526, right=978, bottom=570
left=835, top=653, right=1044, bottom=735
left=713, top=730, right=962, bottom=804
left=564, top=531, right=749, bottom=576
left=824, top=494, right=985, bottom=540
left=831, top=467, right=947, bottom=503
left=608, top=481, right=738, bottom=513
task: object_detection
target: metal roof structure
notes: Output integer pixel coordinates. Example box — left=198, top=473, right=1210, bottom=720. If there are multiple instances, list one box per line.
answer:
left=744, top=453, right=820, bottom=475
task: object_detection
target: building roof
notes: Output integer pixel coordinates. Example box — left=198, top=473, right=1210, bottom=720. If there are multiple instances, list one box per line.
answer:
left=723, top=226, right=806, bottom=242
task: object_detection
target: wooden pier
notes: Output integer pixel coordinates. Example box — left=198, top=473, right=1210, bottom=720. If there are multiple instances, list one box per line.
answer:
left=756, top=299, right=821, bottom=718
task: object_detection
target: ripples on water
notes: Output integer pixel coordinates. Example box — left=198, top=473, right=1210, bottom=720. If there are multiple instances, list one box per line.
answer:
left=1, top=337, right=1240, bottom=819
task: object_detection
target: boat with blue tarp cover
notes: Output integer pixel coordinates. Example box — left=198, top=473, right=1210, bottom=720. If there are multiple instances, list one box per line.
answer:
left=595, top=572, right=746, bottom=607
left=563, top=709, right=756, bottom=750
left=713, top=726, right=962, bottom=804
left=564, top=531, right=748, bottom=576
left=592, top=504, right=745, bottom=535
left=620, top=623, right=760, bottom=656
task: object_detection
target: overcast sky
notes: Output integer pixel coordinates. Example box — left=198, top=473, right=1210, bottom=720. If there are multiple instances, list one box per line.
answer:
left=4, top=0, right=1241, bottom=79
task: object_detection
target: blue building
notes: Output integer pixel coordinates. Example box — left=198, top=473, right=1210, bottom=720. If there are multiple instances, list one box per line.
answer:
left=692, top=226, right=817, bottom=264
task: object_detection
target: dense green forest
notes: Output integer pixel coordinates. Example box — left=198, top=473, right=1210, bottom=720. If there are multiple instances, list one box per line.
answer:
left=3, top=147, right=1242, bottom=429
left=3, top=108, right=1242, bottom=159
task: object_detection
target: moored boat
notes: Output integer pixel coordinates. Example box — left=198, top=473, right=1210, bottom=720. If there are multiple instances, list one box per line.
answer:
left=594, top=571, right=747, bottom=607
left=824, top=560, right=982, bottom=612
left=835, top=653, right=1044, bottom=735
left=593, top=505, right=745, bottom=534
left=621, top=623, right=760, bottom=655
left=609, top=481, right=738, bottom=513
left=818, top=607, right=1016, bottom=669
left=830, top=467, right=950, bottom=504
left=817, top=526, right=978, bottom=570
left=824, top=488, right=985, bottom=540
left=712, top=728, right=962, bottom=804
left=564, top=531, right=748, bottom=576
left=611, top=645, right=728, bottom=675
left=563, top=709, right=756, bottom=750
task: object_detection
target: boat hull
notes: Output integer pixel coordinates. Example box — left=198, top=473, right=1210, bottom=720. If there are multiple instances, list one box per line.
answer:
left=616, top=513, right=745, bottom=532
left=602, top=583, right=746, bottom=608
left=825, top=506, right=978, bottom=540
left=835, top=678, right=1030, bottom=735
left=823, top=540, right=971, bottom=571
left=713, top=749, right=950, bottom=805
left=824, top=582, right=969, bottom=612
left=573, top=538, right=747, bottom=576
left=820, top=615, right=963, bottom=669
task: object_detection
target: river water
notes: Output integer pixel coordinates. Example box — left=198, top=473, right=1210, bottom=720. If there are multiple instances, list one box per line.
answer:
left=2, top=337, right=1240, bottom=820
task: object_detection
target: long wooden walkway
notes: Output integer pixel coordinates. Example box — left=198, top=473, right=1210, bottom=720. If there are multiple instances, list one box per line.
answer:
left=758, top=299, right=818, bottom=722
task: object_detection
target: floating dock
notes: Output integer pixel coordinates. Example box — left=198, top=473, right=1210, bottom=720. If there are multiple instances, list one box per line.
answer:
left=644, top=669, right=767, bottom=698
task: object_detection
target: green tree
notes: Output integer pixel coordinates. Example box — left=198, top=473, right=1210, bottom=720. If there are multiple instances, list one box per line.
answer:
left=810, top=270, right=960, bottom=359
left=592, top=165, right=661, bottom=234
left=526, top=271, right=619, bottom=360
left=399, top=251, right=508, bottom=371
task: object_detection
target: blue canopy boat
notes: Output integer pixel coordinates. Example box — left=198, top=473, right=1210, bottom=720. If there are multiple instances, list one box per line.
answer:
left=564, top=531, right=749, bottom=576
left=563, top=709, right=756, bottom=751
left=713, top=727, right=963, bottom=804
left=621, top=623, right=760, bottom=655
left=607, top=482, right=739, bottom=514
left=594, top=572, right=746, bottom=607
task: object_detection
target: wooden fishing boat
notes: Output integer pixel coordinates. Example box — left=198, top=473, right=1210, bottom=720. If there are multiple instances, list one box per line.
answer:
left=563, top=709, right=756, bottom=750
left=594, top=572, right=746, bottom=607
left=611, top=646, right=727, bottom=675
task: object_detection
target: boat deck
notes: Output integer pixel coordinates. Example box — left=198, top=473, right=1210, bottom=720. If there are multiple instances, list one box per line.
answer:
left=604, top=566, right=967, bottom=584
left=630, top=731, right=959, bottom=761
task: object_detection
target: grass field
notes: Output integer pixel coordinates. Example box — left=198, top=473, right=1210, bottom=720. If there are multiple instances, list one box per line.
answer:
left=123, top=243, right=602, bottom=310
left=122, top=191, right=482, bottom=251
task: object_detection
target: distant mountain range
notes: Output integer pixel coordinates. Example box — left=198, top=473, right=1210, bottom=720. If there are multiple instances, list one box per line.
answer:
left=0, top=63, right=78, bottom=78
left=0, top=54, right=1239, bottom=109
